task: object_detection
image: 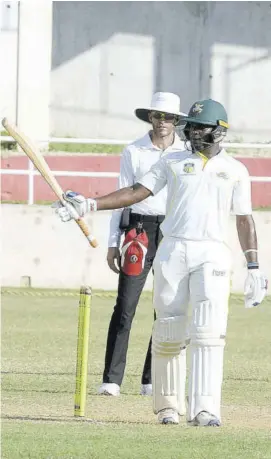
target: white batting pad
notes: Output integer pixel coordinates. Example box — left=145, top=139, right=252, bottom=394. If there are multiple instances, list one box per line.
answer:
left=187, top=300, right=226, bottom=421
left=152, top=316, right=187, bottom=415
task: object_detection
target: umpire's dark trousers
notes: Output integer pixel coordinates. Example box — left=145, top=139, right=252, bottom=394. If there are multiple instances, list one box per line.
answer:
left=103, top=213, right=164, bottom=386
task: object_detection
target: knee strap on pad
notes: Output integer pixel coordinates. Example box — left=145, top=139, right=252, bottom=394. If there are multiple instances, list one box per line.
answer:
left=152, top=316, right=187, bottom=415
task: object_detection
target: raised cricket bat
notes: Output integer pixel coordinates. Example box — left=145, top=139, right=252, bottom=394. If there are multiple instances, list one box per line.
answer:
left=2, top=118, right=98, bottom=248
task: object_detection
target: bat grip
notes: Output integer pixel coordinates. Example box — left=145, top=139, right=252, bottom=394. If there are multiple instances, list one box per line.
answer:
left=75, top=218, right=98, bottom=248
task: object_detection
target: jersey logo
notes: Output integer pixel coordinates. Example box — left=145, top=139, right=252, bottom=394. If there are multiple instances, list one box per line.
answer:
left=216, top=172, right=229, bottom=180
left=192, top=103, right=204, bottom=114
left=183, top=162, right=195, bottom=174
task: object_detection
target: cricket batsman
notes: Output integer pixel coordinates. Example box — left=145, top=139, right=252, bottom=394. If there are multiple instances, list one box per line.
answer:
left=53, top=99, right=268, bottom=426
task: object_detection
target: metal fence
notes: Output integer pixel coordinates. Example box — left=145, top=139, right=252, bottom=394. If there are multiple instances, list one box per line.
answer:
left=1, top=136, right=271, bottom=205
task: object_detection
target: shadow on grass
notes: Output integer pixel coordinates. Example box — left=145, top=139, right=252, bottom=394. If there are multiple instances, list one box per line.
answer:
left=225, top=376, right=270, bottom=383
left=2, top=371, right=269, bottom=383
left=3, top=388, right=75, bottom=394
left=2, top=387, right=150, bottom=396
left=1, top=414, right=156, bottom=426
left=1, top=370, right=141, bottom=376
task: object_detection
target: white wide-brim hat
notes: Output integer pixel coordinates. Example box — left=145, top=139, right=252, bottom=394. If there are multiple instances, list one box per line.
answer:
left=135, top=92, right=187, bottom=125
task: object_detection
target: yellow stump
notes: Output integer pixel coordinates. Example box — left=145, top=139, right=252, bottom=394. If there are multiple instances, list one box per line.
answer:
left=74, top=286, right=92, bottom=417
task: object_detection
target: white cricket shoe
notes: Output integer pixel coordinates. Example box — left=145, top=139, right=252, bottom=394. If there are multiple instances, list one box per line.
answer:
left=140, top=384, right=152, bottom=396
left=98, top=383, right=120, bottom=396
left=189, top=410, right=221, bottom=427
left=158, top=408, right=179, bottom=425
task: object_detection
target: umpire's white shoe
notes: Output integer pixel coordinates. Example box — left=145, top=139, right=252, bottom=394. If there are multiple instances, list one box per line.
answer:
left=140, top=384, right=152, bottom=396
left=98, top=383, right=120, bottom=396
left=189, top=410, right=221, bottom=427
left=158, top=409, right=179, bottom=425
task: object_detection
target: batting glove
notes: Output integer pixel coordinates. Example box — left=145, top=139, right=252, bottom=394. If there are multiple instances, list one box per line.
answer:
left=244, top=268, right=268, bottom=308
left=52, top=190, right=97, bottom=222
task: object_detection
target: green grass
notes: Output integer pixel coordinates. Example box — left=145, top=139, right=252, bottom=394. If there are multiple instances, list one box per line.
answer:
left=3, top=423, right=270, bottom=459
left=48, top=142, right=124, bottom=154
left=1, top=291, right=271, bottom=459
left=1, top=130, right=17, bottom=150
left=2, top=129, right=271, bottom=155
left=1, top=130, right=124, bottom=154
left=253, top=206, right=271, bottom=211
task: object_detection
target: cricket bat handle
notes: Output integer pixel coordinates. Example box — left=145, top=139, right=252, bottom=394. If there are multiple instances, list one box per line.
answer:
left=74, top=217, right=98, bottom=248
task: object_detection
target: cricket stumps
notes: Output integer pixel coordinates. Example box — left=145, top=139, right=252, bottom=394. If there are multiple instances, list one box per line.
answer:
left=74, top=286, right=92, bottom=417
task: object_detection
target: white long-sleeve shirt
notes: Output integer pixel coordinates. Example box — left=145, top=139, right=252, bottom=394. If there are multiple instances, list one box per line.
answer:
left=108, top=132, right=185, bottom=247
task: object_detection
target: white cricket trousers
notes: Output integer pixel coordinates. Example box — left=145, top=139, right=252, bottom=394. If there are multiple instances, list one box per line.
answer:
left=152, top=237, right=232, bottom=421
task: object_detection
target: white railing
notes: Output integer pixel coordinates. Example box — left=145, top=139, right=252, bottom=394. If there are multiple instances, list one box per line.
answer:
left=1, top=137, right=271, bottom=205
left=1, top=135, right=271, bottom=149
left=1, top=166, right=120, bottom=204
left=1, top=167, right=271, bottom=205
left=0, top=136, right=129, bottom=145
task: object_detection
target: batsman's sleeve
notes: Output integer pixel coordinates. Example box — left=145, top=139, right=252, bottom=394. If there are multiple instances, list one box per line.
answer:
left=138, top=158, right=167, bottom=195
left=231, top=165, right=253, bottom=215
left=108, top=147, right=134, bottom=247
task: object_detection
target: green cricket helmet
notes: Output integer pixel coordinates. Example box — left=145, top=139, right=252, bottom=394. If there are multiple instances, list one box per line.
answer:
left=184, top=99, right=229, bottom=147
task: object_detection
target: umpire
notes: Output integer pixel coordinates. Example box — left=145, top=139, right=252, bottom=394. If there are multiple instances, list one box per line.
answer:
left=98, top=92, right=187, bottom=396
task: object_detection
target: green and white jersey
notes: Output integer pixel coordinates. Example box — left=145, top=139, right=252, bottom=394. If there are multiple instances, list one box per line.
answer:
left=138, top=149, right=252, bottom=245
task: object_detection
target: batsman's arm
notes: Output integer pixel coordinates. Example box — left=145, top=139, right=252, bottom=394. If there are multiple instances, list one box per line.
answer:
left=236, top=215, right=258, bottom=264
left=59, top=158, right=167, bottom=221
left=96, top=183, right=152, bottom=210
left=96, top=156, right=167, bottom=211
left=232, top=165, right=259, bottom=265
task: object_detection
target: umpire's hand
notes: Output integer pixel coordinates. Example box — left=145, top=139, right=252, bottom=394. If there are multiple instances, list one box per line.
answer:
left=107, top=247, right=121, bottom=274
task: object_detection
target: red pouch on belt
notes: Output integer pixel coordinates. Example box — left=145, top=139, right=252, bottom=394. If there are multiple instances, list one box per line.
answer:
left=121, top=228, right=149, bottom=276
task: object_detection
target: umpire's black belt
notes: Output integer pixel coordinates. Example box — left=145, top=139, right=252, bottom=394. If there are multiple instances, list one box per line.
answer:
left=130, top=213, right=165, bottom=224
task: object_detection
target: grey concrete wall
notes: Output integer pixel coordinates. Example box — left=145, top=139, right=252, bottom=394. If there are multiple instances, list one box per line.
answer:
left=0, top=1, right=18, bottom=122
left=2, top=204, right=271, bottom=294
left=15, top=1, right=52, bottom=145
left=51, top=1, right=271, bottom=142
